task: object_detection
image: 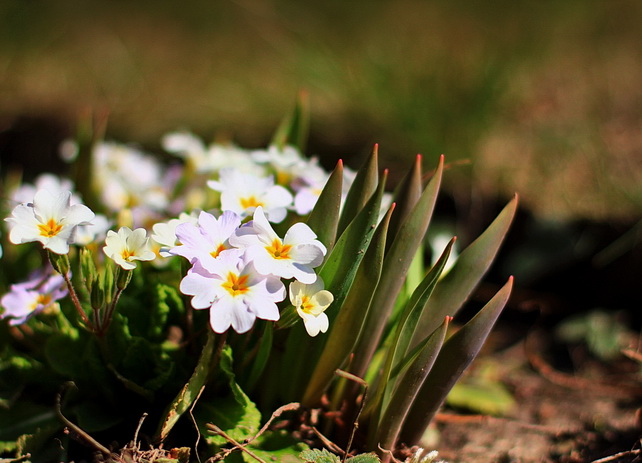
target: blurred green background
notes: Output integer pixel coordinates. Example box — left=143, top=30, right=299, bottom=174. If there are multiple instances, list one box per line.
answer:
left=1, top=0, right=641, bottom=221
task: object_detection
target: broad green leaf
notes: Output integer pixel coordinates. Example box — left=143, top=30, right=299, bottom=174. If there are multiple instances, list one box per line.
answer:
left=374, top=317, right=449, bottom=453
left=306, top=160, right=344, bottom=252
left=337, top=145, right=379, bottom=237
left=270, top=90, right=309, bottom=151
left=446, top=380, right=515, bottom=416
left=349, top=156, right=443, bottom=381
left=411, top=195, right=518, bottom=346
left=300, top=448, right=341, bottom=463
left=243, top=430, right=308, bottom=463
left=302, top=203, right=394, bottom=406
left=156, top=331, right=217, bottom=442
left=151, top=283, right=183, bottom=339
left=0, top=402, right=58, bottom=440
left=120, top=337, right=173, bottom=393
left=74, top=400, right=123, bottom=432
left=400, top=277, right=514, bottom=445
left=244, top=322, right=273, bottom=392
left=200, top=345, right=261, bottom=447
left=45, top=332, right=111, bottom=389
left=347, top=453, right=381, bottom=463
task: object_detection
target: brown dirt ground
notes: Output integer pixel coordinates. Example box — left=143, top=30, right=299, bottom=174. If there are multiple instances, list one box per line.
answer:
left=432, top=328, right=642, bottom=463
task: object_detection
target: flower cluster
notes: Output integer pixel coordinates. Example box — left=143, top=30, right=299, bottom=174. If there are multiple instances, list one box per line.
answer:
left=171, top=206, right=330, bottom=334
left=1, top=133, right=338, bottom=336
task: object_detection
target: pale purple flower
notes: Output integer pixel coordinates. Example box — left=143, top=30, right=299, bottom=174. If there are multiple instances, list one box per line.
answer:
left=1, top=269, right=67, bottom=325
left=179, top=249, right=284, bottom=334
left=170, top=210, right=241, bottom=265
left=229, top=206, right=326, bottom=284
left=151, top=212, right=200, bottom=258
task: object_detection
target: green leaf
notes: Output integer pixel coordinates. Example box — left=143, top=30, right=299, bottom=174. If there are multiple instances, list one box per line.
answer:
left=411, top=195, right=518, bottom=346
left=390, top=238, right=455, bottom=382
left=45, top=332, right=111, bottom=388
left=156, top=331, right=217, bottom=442
left=243, top=430, right=308, bottom=463
left=74, top=400, right=123, bottom=432
left=400, top=277, right=514, bottom=445
left=386, top=155, right=423, bottom=252
left=151, top=283, right=183, bottom=339
left=280, top=169, right=386, bottom=402
left=364, top=238, right=454, bottom=427
left=302, top=203, right=394, bottom=406
left=299, top=448, right=341, bottom=463
left=270, top=90, right=309, bottom=151
left=244, top=322, right=273, bottom=392
left=0, top=402, right=59, bottom=441
left=349, top=156, right=443, bottom=381
left=347, top=453, right=381, bottom=463
left=319, top=169, right=387, bottom=309
left=374, top=317, right=450, bottom=453
left=337, top=145, right=379, bottom=237
left=200, top=345, right=261, bottom=447
left=306, top=160, right=344, bottom=252
left=446, top=380, right=515, bottom=416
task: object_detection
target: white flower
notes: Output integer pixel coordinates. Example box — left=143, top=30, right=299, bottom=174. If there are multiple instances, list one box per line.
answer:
left=92, top=141, right=170, bottom=212
left=74, top=213, right=111, bottom=246
left=103, top=227, right=156, bottom=270
left=6, top=190, right=95, bottom=254
left=289, top=278, right=333, bottom=337
left=179, top=249, right=285, bottom=334
left=151, top=212, right=200, bottom=258
left=10, top=173, right=80, bottom=206
left=208, top=168, right=293, bottom=223
left=229, top=206, right=326, bottom=284
left=163, top=131, right=262, bottom=174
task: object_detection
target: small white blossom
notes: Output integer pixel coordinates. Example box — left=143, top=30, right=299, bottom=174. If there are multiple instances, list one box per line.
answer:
left=103, top=227, right=156, bottom=270
left=208, top=168, right=293, bottom=223
left=6, top=190, right=95, bottom=254
left=290, top=278, right=333, bottom=337
left=180, top=249, right=284, bottom=334
left=230, top=206, right=326, bottom=284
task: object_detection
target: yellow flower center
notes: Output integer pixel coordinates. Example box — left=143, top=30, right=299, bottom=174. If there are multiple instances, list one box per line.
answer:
left=276, top=171, right=292, bottom=186
left=37, top=218, right=63, bottom=238
left=222, top=272, right=250, bottom=297
left=299, top=295, right=314, bottom=314
left=121, top=249, right=136, bottom=261
left=266, top=239, right=292, bottom=260
left=240, top=196, right=263, bottom=210
left=31, top=293, right=53, bottom=312
left=210, top=243, right=227, bottom=259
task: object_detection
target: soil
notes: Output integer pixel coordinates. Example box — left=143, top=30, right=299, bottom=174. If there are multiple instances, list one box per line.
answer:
left=432, top=323, right=642, bottom=463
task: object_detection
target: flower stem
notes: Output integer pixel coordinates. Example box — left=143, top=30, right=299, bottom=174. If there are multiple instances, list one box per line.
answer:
left=48, top=251, right=94, bottom=332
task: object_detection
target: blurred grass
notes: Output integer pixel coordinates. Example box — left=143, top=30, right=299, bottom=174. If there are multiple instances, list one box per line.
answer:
left=0, top=0, right=641, bottom=220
